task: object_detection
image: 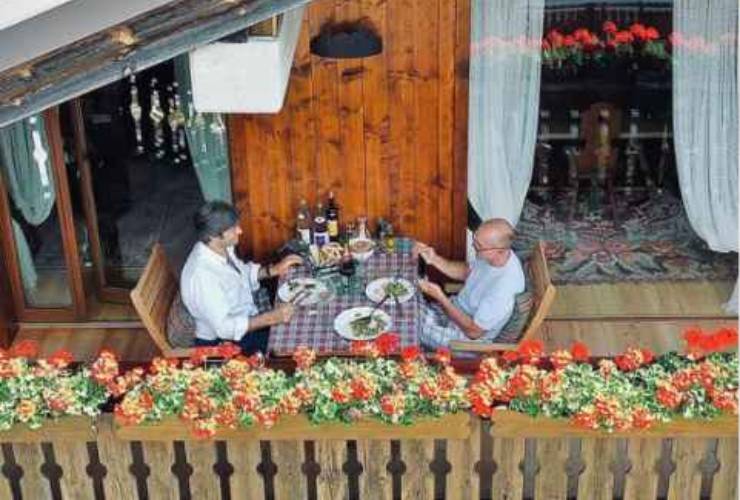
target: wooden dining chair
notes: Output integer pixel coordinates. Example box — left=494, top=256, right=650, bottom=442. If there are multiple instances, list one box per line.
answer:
left=130, top=243, right=196, bottom=358
left=448, top=241, right=557, bottom=354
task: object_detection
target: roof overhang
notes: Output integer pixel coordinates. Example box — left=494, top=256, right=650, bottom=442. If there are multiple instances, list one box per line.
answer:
left=0, top=0, right=311, bottom=128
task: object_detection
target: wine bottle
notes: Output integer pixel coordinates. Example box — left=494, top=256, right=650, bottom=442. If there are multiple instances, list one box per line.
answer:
left=296, top=199, right=312, bottom=244
left=326, top=191, right=340, bottom=242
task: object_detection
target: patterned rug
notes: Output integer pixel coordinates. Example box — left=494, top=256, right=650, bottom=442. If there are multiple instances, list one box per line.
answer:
left=513, top=192, right=738, bottom=285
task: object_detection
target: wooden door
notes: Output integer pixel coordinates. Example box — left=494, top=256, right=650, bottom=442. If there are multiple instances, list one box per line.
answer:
left=67, top=99, right=131, bottom=303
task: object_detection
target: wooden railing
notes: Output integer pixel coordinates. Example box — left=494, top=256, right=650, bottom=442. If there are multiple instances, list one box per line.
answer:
left=0, top=412, right=736, bottom=499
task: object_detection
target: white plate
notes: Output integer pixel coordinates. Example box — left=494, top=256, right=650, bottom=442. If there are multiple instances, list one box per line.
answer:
left=277, top=278, right=333, bottom=306
left=365, top=277, right=415, bottom=304
left=334, top=307, right=392, bottom=341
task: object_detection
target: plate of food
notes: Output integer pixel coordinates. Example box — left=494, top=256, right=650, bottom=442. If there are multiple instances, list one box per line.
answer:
left=308, top=242, right=345, bottom=268
left=334, top=307, right=392, bottom=341
left=365, top=277, right=415, bottom=304
left=277, top=278, right=333, bottom=306
left=349, top=238, right=375, bottom=262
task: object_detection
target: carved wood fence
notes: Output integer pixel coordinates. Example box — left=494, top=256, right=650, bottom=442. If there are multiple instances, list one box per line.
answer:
left=0, top=413, right=736, bottom=500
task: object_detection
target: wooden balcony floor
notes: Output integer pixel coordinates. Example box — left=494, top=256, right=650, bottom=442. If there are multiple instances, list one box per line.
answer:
left=12, top=280, right=737, bottom=362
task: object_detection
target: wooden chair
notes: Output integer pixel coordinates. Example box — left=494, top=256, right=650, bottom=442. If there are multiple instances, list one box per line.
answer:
left=130, top=243, right=195, bottom=358
left=565, top=102, right=622, bottom=221
left=449, top=241, right=557, bottom=354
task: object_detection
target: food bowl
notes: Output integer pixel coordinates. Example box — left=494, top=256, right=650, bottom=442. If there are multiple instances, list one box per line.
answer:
left=349, top=238, right=375, bottom=262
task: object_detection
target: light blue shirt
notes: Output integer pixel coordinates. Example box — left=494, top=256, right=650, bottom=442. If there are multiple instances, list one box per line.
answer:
left=180, top=242, right=262, bottom=342
left=453, top=252, right=525, bottom=338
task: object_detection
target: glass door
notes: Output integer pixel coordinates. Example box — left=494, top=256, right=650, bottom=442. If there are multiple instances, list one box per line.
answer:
left=0, top=108, right=87, bottom=321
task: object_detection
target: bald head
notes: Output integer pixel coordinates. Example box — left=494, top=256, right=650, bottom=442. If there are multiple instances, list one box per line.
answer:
left=476, top=218, right=515, bottom=249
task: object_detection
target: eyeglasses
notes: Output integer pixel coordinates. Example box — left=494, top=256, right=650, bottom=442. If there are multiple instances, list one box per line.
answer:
left=472, top=238, right=508, bottom=253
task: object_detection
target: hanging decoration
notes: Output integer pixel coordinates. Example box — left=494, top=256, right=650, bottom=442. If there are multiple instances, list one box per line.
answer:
left=128, top=74, right=144, bottom=154
left=149, top=77, right=166, bottom=159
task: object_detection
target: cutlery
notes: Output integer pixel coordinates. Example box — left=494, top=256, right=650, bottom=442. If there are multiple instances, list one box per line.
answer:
left=359, top=293, right=390, bottom=322
left=290, top=289, right=311, bottom=306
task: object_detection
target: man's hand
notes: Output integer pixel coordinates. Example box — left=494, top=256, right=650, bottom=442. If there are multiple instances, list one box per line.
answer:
left=413, top=241, right=437, bottom=266
left=272, top=254, right=303, bottom=277
left=271, top=303, right=295, bottom=324
left=417, top=278, right=445, bottom=302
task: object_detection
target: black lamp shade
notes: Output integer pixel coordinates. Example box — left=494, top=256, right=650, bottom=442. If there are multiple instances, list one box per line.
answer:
left=310, top=25, right=382, bottom=59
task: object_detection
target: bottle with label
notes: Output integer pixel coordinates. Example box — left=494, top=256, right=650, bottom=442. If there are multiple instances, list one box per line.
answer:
left=296, top=199, right=312, bottom=245
left=326, top=191, right=340, bottom=242
left=313, top=202, right=329, bottom=247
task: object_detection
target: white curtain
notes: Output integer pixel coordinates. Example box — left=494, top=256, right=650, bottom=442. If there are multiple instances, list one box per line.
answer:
left=467, top=0, right=544, bottom=233
left=673, top=0, right=739, bottom=313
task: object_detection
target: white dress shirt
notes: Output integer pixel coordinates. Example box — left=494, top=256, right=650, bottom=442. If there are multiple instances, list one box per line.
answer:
left=180, top=241, right=262, bottom=342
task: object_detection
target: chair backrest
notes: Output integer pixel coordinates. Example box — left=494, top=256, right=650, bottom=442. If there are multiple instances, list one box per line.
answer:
left=130, top=243, right=192, bottom=357
left=518, top=240, right=557, bottom=343
left=579, top=102, right=622, bottom=173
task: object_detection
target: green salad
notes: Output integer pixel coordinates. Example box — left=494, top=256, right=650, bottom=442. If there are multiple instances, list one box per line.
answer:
left=349, top=314, right=387, bottom=338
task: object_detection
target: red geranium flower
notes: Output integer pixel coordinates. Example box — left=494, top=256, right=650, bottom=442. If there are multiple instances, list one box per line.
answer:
left=374, top=333, right=400, bottom=355
left=47, top=349, right=74, bottom=368
left=401, top=346, right=421, bottom=362
left=501, top=350, right=519, bottom=364
left=644, top=27, right=660, bottom=41
left=602, top=21, right=618, bottom=34
left=516, top=339, right=544, bottom=363
left=614, top=31, right=634, bottom=44
left=10, top=340, right=39, bottom=359
left=570, top=341, right=590, bottom=362
left=434, top=348, right=452, bottom=365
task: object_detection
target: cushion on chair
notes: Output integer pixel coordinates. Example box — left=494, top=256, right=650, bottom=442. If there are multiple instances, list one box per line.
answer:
left=166, top=292, right=196, bottom=348
left=495, top=290, right=534, bottom=343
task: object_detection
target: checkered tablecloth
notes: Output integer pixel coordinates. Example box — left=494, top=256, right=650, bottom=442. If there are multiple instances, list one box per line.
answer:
left=269, top=240, right=419, bottom=356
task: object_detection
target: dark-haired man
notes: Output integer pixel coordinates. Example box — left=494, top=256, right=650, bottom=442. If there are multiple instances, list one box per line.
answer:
left=180, top=201, right=302, bottom=354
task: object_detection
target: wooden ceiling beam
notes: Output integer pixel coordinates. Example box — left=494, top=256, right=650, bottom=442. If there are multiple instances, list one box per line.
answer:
left=0, top=0, right=310, bottom=128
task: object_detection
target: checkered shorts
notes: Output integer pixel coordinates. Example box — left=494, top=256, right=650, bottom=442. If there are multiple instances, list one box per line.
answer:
left=418, top=299, right=500, bottom=352
left=418, top=300, right=468, bottom=350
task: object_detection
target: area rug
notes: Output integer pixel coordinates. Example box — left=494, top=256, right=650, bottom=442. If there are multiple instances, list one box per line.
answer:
left=513, top=192, right=738, bottom=285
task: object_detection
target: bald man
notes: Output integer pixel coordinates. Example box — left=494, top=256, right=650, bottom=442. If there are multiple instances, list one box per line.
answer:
left=414, top=219, right=525, bottom=350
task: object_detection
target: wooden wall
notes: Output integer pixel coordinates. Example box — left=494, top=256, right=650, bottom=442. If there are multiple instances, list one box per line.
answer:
left=229, top=0, right=470, bottom=260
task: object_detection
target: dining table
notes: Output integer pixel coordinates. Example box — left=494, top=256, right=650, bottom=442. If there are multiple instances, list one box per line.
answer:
left=268, top=237, right=420, bottom=357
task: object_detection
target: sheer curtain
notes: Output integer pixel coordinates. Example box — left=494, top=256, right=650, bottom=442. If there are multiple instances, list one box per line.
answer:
left=467, top=0, right=544, bottom=237
left=174, top=56, right=233, bottom=203
left=673, top=0, right=739, bottom=313
left=0, top=115, right=54, bottom=293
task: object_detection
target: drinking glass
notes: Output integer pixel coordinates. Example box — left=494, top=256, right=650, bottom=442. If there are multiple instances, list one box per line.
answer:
left=339, top=257, right=356, bottom=293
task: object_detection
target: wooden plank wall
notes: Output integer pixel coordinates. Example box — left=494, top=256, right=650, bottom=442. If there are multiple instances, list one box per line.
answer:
left=229, top=0, right=470, bottom=260
left=0, top=417, right=737, bottom=499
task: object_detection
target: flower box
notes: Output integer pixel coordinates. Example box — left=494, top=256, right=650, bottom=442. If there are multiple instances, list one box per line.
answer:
left=114, top=413, right=471, bottom=442
left=0, top=416, right=97, bottom=443
left=490, top=410, right=738, bottom=438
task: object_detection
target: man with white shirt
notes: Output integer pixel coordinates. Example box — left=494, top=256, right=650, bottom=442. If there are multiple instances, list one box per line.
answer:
left=180, top=201, right=302, bottom=354
left=415, top=218, right=525, bottom=350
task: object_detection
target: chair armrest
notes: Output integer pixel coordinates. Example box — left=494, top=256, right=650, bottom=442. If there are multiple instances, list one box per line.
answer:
left=449, top=340, right=516, bottom=353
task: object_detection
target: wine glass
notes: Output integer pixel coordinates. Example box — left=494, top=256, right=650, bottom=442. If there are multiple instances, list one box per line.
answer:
left=339, top=256, right=356, bottom=293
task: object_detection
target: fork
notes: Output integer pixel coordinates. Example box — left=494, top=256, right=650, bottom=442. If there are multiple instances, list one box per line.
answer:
left=359, top=293, right=391, bottom=322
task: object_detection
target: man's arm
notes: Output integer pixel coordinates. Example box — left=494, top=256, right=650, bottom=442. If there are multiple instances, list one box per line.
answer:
left=414, top=241, right=469, bottom=281
left=435, top=294, right=486, bottom=339
left=417, top=280, right=484, bottom=339
left=428, top=254, right=470, bottom=282
left=244, top=305, right=293, bottom=331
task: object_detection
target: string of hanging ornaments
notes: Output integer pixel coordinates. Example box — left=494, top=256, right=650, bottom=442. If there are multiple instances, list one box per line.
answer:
left=127, top=73, right=225, bottom=163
